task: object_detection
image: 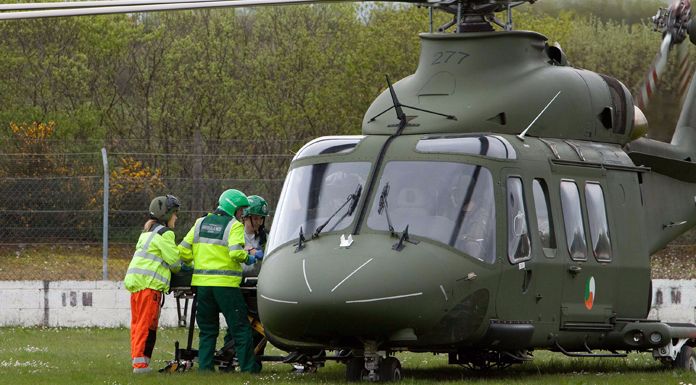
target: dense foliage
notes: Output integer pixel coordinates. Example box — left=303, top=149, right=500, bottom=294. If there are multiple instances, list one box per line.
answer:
left=0, top=2, right=694, bottom=243
left=0, top=3, right=689, bottom=145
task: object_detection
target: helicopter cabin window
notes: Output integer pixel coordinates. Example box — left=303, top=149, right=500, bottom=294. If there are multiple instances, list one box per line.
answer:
left=366, top=161, right=496, bottom=264
left=585, top=183, right=612, bottom=262
left=266, top=162, right=371, bottom=253
left=532, top=178, right=557, bottom=255
left=415, top=135, right=516, bottom=159
left=507, top=177, right=531, bottom=263
left=560, top=180, right=587, bottom=261
left=293, top=136, right=365, bottom=161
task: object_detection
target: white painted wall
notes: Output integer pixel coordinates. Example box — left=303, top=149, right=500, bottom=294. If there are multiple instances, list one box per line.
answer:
left=648, top=279, right=696, bottom=323
left=0, top=281, right=194, bottom=327
left=0, top=279, right=694, bottom=327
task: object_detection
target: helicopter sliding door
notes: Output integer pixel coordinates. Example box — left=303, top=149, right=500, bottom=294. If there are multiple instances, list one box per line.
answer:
left=557, top=176, right=617, bottom=331
left=495, top=169, right=548, bottom=327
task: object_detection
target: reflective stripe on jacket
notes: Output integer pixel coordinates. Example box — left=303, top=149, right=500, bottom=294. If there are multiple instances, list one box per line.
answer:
left=178, top=213, right=247, bottom=287
left=124, top=224, right=181, bottom=293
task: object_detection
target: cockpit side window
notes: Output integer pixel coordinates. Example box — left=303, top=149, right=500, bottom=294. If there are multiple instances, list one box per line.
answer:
left=560, top=180, right=587, bottom=261
left=266, top=162, right=371, bottom=253
left=293, top=136, right=364, bottom=161
left=416, top=135, right=516, bottom=159
left=585, top=182, right=612, bottom=262
left=507, top=177, right=531, bottom=263
left=532, top=178, right=557, bottom=254
left=366, top=161, right=496, bottom=264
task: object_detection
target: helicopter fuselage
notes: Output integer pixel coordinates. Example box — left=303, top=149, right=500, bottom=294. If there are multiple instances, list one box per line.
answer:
left=257, top=31, right=696, bottom=357
left=258, top=132, right=661, bottom=353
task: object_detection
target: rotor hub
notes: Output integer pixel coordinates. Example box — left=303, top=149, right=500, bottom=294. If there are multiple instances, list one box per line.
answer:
left=430, top=0, right=537, bottom=33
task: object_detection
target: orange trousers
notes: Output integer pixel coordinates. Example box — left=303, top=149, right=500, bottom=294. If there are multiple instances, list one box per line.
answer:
left=130, top=289, right=162, bottom=369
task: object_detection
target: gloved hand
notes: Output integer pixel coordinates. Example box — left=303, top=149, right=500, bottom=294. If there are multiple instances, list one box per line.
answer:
left=254, top=249, right=264, bottom=260
left=245, top=254, right=257, bottom=265
left=181, top=263, right=193, bottom=272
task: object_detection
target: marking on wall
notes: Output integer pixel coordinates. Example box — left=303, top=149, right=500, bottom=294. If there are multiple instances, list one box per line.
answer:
left=82, top=292, right=93, bottom=307
left=655, top=289, right=663, bottom=306
left=671, top=287, right=682, bottom=304
left=346, top=292, right=423, bottom=304
left=331, top=258, right=373, bottom=293
left=42, top=280, right=49, bottom=327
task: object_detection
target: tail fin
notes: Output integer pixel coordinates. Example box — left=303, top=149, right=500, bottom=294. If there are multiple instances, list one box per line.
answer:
left=672, top=69, right=696, bottom=159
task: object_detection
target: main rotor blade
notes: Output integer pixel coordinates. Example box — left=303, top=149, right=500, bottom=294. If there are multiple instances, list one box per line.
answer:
left=0, top=0, right=248, bottom=11
left=636, top=32, right=673, bottom=110
left=0, top=0, right=335, bottom=19
left=0, top=0, right=435, bottom=19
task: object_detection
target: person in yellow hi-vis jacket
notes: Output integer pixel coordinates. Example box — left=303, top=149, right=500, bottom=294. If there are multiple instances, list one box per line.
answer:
left=178, top=189, right=262, bottom=373
left=124, top=195, right=185, bottom=374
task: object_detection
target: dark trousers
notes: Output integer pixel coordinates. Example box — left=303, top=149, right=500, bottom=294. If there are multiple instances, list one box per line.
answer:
left=196, top=286, right=260, bottom=373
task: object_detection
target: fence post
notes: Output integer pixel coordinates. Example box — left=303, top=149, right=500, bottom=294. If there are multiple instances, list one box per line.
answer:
left=101, top=148, right=109, bottom=280
left=193, top=130, right=203, bottom=216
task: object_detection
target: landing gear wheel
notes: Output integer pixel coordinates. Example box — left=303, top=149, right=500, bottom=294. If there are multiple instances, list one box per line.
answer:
left=379, top=357, right=402, bottom=382
left=346, top=357, right=367, bottom=382
left=674, top=345, right=696, bottom=372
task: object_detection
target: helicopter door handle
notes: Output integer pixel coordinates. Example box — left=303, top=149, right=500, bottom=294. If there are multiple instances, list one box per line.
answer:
left=568, top=265, right=582, bottom=274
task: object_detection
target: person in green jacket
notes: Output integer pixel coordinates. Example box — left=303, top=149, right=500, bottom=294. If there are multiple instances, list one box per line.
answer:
left=124, top=194, right=184, bottom=374
left=242, top=195, right=270, bottom=278
left=178, top=189, right=262, bottom=373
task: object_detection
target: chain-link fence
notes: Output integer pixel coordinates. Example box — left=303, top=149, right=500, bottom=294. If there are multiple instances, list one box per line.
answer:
left=0, top=137, right=306, bottom=280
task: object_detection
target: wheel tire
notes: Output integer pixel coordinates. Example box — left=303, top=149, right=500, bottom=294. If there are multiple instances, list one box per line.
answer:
left=346, top=357, right=366, bottom=382
left=674, top=345, right=696, bottom=372
left=379, top=357, right=402, bottom=382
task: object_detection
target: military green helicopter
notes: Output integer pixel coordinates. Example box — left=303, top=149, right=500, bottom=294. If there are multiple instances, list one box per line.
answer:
left=3, top=0, right=696, bottom=381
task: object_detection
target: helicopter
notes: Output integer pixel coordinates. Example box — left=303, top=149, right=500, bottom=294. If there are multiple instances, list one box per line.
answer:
left=3, top=0, right=696, bottom=382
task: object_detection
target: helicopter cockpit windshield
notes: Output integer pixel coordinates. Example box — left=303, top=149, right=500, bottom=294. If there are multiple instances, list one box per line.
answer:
left=367, top=161, right=496, bottom=263
left=267, top=162, right=371, bottom=253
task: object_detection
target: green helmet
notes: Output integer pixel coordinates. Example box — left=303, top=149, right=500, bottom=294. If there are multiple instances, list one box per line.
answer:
left=243, top=195, right=270, bottom=217
left=218, top=189, right=249, bottom=216
left=149, top=194, right=180, bottom=222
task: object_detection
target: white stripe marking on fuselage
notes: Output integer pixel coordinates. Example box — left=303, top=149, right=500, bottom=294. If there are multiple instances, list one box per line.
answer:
left=331, top=258, right=374, bottom=293
left=439, top=285, right=448, bottom=301
left=302, top=259, right=312, bottom=293
left=260, top=294, right=298, bottom=304
left=345, top=292, right=423, bottom=304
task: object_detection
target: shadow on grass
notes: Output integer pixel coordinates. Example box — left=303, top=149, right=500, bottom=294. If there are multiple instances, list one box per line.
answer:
left=399, top=355, right=670, bottom=382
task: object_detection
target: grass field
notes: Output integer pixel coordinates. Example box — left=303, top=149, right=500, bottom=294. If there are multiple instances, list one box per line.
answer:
left=1, top=327, right=696, bottom=385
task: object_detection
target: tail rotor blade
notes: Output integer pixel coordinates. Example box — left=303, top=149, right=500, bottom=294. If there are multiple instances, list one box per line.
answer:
left=636, top=32, right=673, bottom=110
left=636, top=0, right=692, bottom=109
left=676, top=41, right=694, bottom=104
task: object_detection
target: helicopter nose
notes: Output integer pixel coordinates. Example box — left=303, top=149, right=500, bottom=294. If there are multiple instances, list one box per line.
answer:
left=257, top=236, right=447, bottom=345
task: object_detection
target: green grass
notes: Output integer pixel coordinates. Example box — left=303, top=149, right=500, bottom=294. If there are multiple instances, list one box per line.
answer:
left=1, top=328, right=696, bottom=385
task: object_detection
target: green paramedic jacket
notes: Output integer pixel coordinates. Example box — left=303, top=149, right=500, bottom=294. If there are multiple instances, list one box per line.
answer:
left=124, top=224, right=182, bottom=293
left=178, top=213, right=248, bottom=287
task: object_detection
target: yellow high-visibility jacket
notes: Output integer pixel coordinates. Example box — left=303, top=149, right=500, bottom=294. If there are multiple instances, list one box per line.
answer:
left=178, top=213, right=248, bottom=287
left=124, top=224, right=182, bottom=293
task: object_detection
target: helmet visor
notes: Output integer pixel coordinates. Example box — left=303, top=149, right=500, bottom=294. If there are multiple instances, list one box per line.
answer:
left=166, top=194, right=181, bottom=212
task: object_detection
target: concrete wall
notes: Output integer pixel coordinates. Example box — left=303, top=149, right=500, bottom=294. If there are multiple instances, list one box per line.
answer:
left=0, top=279, right=694, bottom=327
left=0, top=281, right=192, bottom=327
left=648, top=279, right=696, bottom=323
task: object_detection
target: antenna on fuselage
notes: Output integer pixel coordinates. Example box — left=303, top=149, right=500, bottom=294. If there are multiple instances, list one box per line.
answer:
left=517, top=90, right=561, bottom=141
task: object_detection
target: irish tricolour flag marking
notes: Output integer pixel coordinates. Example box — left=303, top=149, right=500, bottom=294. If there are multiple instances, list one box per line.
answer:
left=584, top=276, right=596, bottom=310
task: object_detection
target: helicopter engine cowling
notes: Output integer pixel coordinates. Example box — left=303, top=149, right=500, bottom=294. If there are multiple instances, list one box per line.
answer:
left=362, top=31, right=636, bottom=145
